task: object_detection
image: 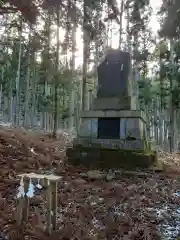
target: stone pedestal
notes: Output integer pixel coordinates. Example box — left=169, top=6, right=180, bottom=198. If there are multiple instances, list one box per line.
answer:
left=78, top=110, right=147, bottom=150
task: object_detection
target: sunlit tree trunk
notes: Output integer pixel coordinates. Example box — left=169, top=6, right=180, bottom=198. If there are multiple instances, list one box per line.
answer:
left=68, top=5, right=76, bottom=129
left=40, top=11, right=52, bottom=130
left=53, top=4, right=60, bottom=136
left=126, top=3, right=131, bottom=53
left=119, top=0, right=124, bottom=49
left=82, top=1, right=89, bottom=110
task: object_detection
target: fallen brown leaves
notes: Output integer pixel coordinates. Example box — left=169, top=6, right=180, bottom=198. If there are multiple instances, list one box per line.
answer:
left=159, top=149, right=180, bottom=174
left=0, top=127, right=179, bottom=239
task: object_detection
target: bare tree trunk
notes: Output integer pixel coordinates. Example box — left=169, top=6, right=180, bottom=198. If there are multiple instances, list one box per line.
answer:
left=159, top=112, right=164, bottom=147
left=8, top=65, right=13, bottom=123
left=68, top=0, right=76, bottom=129
left=0, top=68, right=3, bottom=112
left=53, top=5, right=60, bottom=136
left=15, top=20, right=22, bottom=126
left=82, top=2, right=88, bottom=110
left=24, top=38, right=31, bottom=128
left=154, top=109, right=159, bottom=145
left=169, top=39, right=176, bottom=152
left=109, top=20, right=113, bottom=47
left=126, top=3, right=131, bottom=53
left=30, top=52, right=37, bottom=127
left=119, top=0, right=124, bottom=49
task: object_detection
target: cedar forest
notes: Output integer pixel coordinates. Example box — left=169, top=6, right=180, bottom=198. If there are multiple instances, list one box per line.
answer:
left=1, top=1, right=180, bottom=239
left=0, top=0, right=180, bottom=149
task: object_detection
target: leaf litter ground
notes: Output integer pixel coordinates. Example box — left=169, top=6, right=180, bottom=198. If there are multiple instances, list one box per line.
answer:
left=0, top=127, right=179, bottom=239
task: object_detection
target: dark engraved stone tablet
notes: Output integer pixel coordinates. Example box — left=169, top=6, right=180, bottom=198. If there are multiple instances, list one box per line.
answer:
left=97, top=49, right=131, bottom=98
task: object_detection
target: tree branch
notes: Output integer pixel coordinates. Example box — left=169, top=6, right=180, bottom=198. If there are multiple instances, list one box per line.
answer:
left=0, top=6, right=18, bottom=13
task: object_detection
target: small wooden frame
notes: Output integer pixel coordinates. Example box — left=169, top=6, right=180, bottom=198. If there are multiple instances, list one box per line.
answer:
left=16, top=173, right=61, bottom=235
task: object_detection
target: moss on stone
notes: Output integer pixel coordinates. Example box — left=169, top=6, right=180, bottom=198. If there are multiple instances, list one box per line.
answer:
left=66, top=145, right=157, bottom=170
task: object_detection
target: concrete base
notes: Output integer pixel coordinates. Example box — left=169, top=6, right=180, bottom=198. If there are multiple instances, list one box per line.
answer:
left=69, top=108, right=151, bottom=169
left=67, top=145, right=157, bottom=169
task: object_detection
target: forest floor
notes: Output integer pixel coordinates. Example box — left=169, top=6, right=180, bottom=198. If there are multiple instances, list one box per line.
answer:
left=0, top=127, right=180, bottom=240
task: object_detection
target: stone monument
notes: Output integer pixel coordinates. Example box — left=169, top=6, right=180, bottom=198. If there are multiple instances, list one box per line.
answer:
left=78, top=49, right=146, bottom=149
left=67, top=49, right=157, bottom=169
